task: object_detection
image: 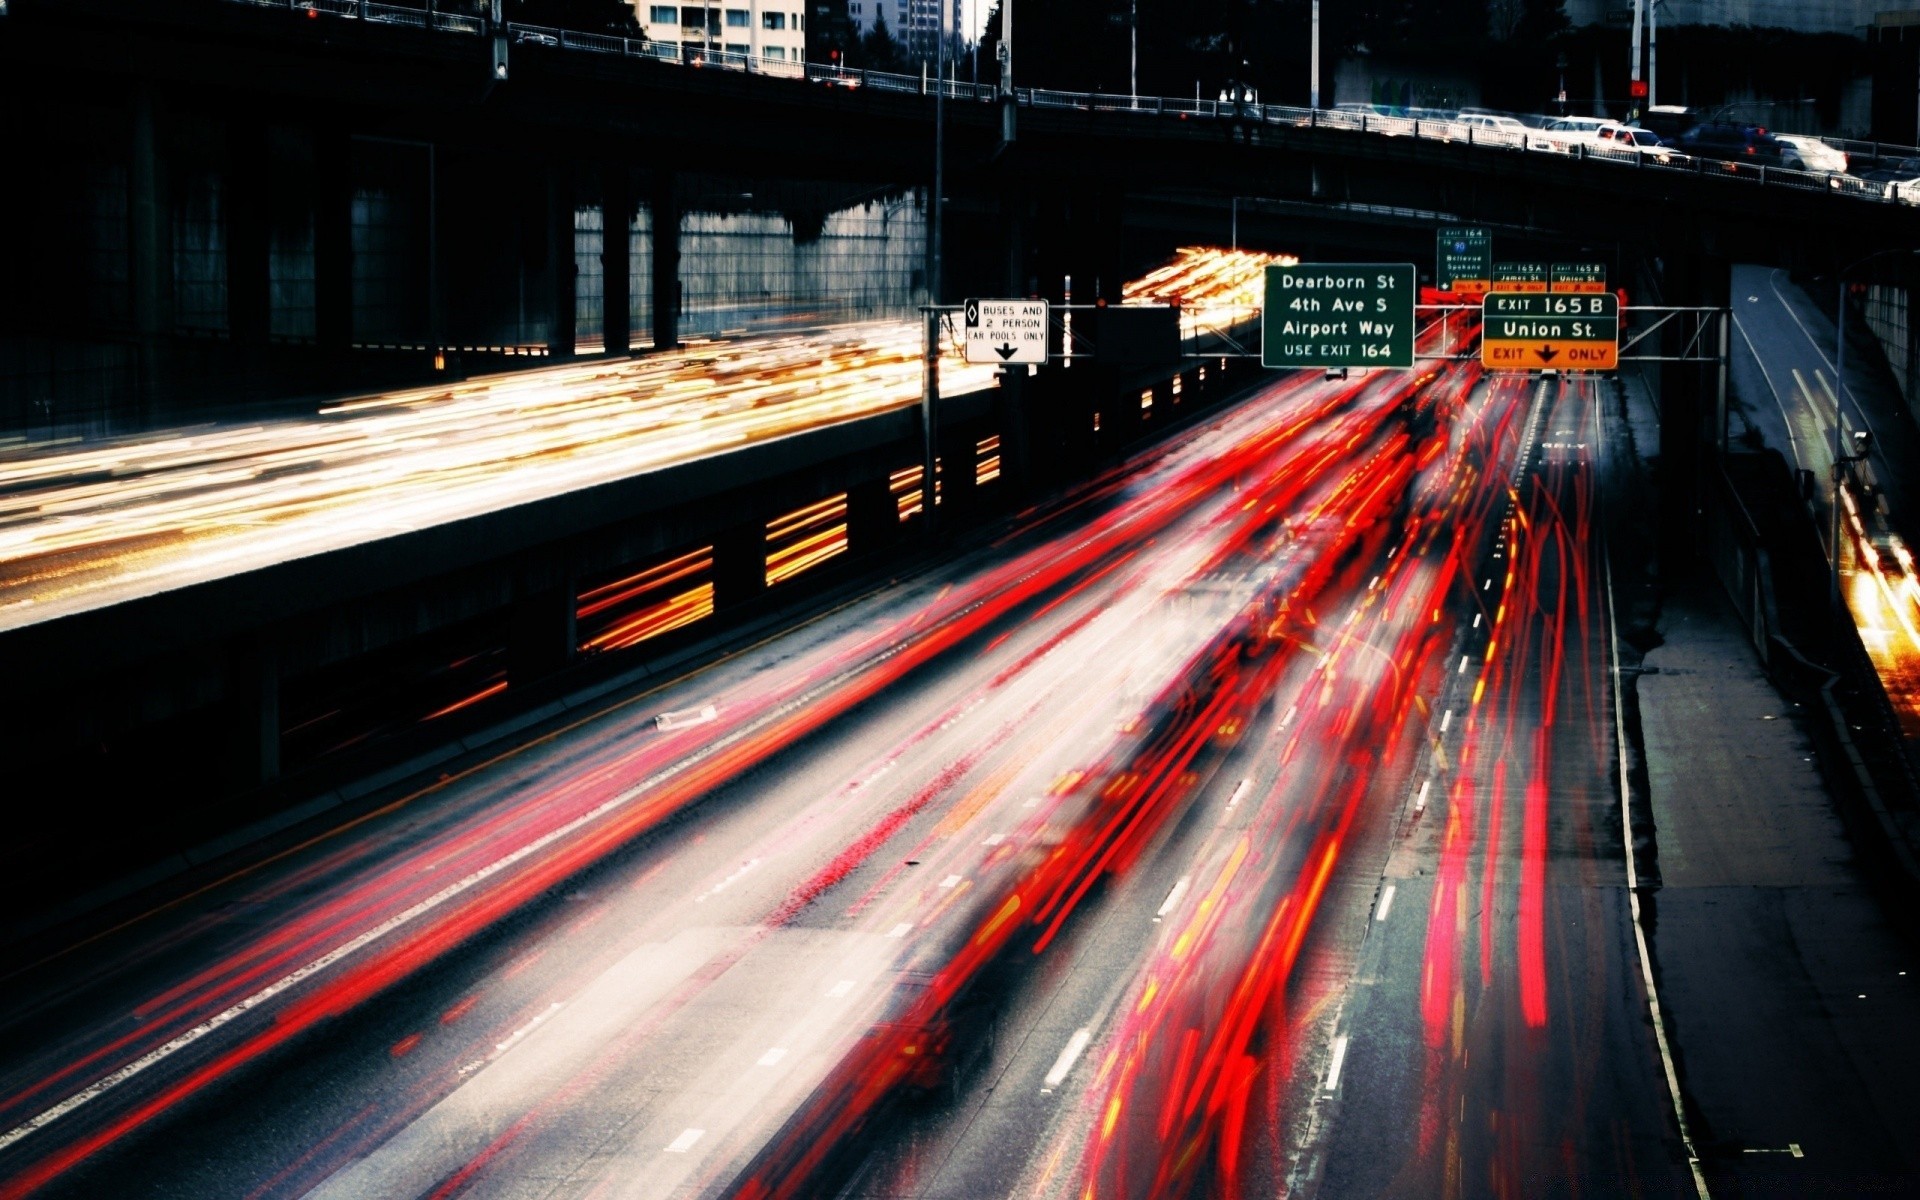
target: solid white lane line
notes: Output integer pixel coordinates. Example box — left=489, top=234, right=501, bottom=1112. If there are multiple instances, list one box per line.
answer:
left=1226, top=778, right=1251, bottom=809
left=1323, top=1035, right=1350, bottom=1092
left=1606, top=529, right=1712, bottom=1200
left=757, top=1047, right=788, bottom=1067
left=1043, top=1028, right=1093, bottom=1091
left=1375, top=885, right=1396, bottom=923
left=1157, top=876, right=1192, bottom=918
left=494, top=1002, right=562, bottom=1054
left=665, top=1128, right=705, bottom=1154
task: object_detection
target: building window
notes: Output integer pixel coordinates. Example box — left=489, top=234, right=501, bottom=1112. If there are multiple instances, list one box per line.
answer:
left=681, top=5, right=718, bottom=33
left=649, top=5, right=675, bottom=22
left=762, top=11, right=786, bottom=29
left=724, top=42, right=748, bottom=56
left=725, top=8, right=749, bottom=26
left=762, top=43, right=786, bottom=59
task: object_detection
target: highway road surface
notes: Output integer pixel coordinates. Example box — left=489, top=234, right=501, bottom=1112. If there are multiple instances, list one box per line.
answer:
left=1731, top=262, right=1920, bottom=732
left=0, top=322, right=996, bottom=634
left=0, top=351, right=1713, bottom=1199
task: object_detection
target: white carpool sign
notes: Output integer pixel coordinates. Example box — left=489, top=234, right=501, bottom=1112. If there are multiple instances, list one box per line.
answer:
left=964, top=298, right=1049, bottom=365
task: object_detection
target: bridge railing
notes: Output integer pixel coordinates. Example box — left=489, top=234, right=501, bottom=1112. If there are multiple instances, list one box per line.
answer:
left=194, top=0, right=1920, bottom=210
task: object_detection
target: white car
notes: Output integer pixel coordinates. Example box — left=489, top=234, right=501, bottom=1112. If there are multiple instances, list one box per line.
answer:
left=1590, top=124, right=1674, bottom=162
left=1774, top=134, right=1848, bottom=175
left=1455, top=112, right=1534, bottom=148
left=1535, top=116, right=1610, bottom=152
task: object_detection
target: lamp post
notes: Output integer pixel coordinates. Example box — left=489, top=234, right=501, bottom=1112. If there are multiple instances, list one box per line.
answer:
left=1130, top=0, right=1138, bottom=110
left=1310, top=0, right=1320, bottom=111
left=1829, top=249, right=1917, bottom=610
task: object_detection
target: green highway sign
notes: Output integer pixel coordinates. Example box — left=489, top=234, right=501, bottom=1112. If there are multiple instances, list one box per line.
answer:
left=1437, top=227, right=1493, bottom=294
left=1262, top=263, right=1416, bottom=370
left=1550, top=262, right=1609, bottom=293
left=1491, top=262, right=1549, bottom=293
left=1481, top=292, right=1620, bottom=370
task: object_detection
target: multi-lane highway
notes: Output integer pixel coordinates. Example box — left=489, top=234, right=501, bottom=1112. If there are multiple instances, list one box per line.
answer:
left=0, top=323, right=1712, bottom=1198
left=1731, top=263, right=1920, bottom=732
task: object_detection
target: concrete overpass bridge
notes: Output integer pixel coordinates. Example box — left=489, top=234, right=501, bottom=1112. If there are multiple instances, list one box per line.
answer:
left=4, top=0, right=1918, bottom=435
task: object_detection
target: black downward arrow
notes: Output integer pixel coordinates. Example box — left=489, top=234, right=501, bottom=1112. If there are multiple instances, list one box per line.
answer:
left=1535, top=344, right=1560, bottom=363
left=995, top=343, right=1019, bottom=360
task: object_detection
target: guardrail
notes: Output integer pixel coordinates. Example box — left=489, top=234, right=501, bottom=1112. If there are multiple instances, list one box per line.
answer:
left=200, top=0, right=1920, bottom=210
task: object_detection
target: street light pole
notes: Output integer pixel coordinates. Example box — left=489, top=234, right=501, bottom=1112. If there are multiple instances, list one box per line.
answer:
left=1629, top=0, right=1643, bottom=116
left=998, top=0, right=1015, bottom=143
left=1649, top=0, right=1659, bottom=109
left=1130, top=0, right=1138, bottom=110
left=1310, top=0, right=1320, bottom=110
left=922, top=0, right=948, bottom=537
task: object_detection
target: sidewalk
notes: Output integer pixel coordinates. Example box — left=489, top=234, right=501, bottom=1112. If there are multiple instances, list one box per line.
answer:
left=1638, top=585, right=1920, bottom=1196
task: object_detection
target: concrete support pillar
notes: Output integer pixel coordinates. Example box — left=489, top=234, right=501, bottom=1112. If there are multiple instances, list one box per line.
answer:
left=1657, top=251, right=1731, bottom=573
left=712, top=521, right=766, bottom=610
left=226, top=120, right=272, bottom=350
left=1002, top=185, right=1031, bottom=298
left=992, top=369, right=1034, bottom=498
left=602, top=168, right=633, bottom=357
left=231, top=639, right=280, bottom=787
left=548, top=166, right=576, bottom=360
left=314, top=128, right=354, bottom=357
left=507, top=561, right=576, bottom=688
left=939, top=429, right=978, bottom=517
left=651, top=173, right=681, bottom=352
left=1093, top=192, right=1128, bottom=304
left=846, top=476, right=899, bottom=557
left=130, top=87, right=170, bottom=419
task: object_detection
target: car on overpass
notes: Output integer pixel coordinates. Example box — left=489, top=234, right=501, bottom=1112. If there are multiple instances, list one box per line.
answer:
left=1637, top=104, right=1702, bottom=142
left=1672, top=122, right=1806, bottom=170
left=1774, top=133, right=1849, bottom=175
left=1455, top=112, right=1539, bottom=148
left=1536, top=116, right=1611, bottom=152
left=1592, top=123, right=1675, bottom=162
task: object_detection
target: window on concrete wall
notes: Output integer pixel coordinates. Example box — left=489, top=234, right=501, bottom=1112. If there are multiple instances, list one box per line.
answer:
left=168, top=115, right=230, bottom=335
left=574, top=204, right=603, bottom=351
left=629, top=204, right=653, bottom=351
left=268, top=127, right=315, bottom=341
left=726, top=8, right=749, bottom=25
left=675, top=193, right=926, bottom=339
left=350, top=139, right=432, bottom=347
left=724, top=42, right=749, bottom=56
left=762, top=11, right=785, bottom=29
left=649, top=5, right=675, bottom=22
left=81, top=159, right=131, bottom=329
left=762, top=43, right=786, bottom=59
